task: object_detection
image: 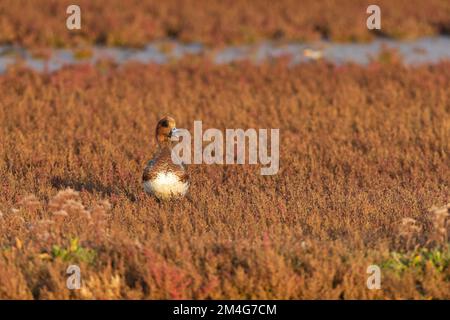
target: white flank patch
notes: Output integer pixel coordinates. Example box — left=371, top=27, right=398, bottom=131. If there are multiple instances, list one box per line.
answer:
left=143, top=171, right=188, bottom=200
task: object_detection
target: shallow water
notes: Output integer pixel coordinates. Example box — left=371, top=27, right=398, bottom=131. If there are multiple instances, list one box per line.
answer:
left=0, top=36, right=449, bottom=73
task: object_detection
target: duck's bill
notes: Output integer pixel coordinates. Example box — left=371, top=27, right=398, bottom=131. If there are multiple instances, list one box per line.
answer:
left=170, top=128, right=182, bottom=141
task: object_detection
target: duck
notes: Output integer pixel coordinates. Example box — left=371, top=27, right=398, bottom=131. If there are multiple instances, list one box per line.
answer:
left=142, top=116, right=189, bottom=200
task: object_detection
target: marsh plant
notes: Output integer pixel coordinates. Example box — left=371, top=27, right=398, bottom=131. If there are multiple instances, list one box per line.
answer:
left=396, top=204, right=450, bottom=250
left=0, top=0, right=448, bottom=47
left=0, top=61, right=449, bottom=299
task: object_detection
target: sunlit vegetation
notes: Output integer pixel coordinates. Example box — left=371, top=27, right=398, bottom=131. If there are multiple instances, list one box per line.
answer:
left=0, top=60, right=449, bottom=299
left=0, top=0, right=449, bottom=48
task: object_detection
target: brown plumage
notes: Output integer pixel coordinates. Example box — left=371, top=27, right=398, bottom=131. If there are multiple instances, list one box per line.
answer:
left=142, top=116, right=189, bottom=200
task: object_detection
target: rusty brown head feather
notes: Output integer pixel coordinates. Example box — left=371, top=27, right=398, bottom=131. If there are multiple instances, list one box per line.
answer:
left=155, top=116, right=177, bottom=145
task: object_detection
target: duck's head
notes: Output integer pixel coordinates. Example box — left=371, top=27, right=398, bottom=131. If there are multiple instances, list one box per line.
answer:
left=155, top=116, right=181, bottom=145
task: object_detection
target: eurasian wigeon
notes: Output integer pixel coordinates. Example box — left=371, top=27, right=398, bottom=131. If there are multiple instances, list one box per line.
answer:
left=142, top=116, right=189, bottom=200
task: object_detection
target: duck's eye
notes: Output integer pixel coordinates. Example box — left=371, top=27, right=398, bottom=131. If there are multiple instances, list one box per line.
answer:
left=160, top=120, right=169, bottom=127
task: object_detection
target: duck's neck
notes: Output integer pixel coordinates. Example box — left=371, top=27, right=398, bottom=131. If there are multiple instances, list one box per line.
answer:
left=157, top=141, right=172, bottom=152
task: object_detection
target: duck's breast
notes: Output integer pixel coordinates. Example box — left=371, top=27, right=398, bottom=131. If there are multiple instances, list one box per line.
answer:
left=143, top=171, right=189, bottom=200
